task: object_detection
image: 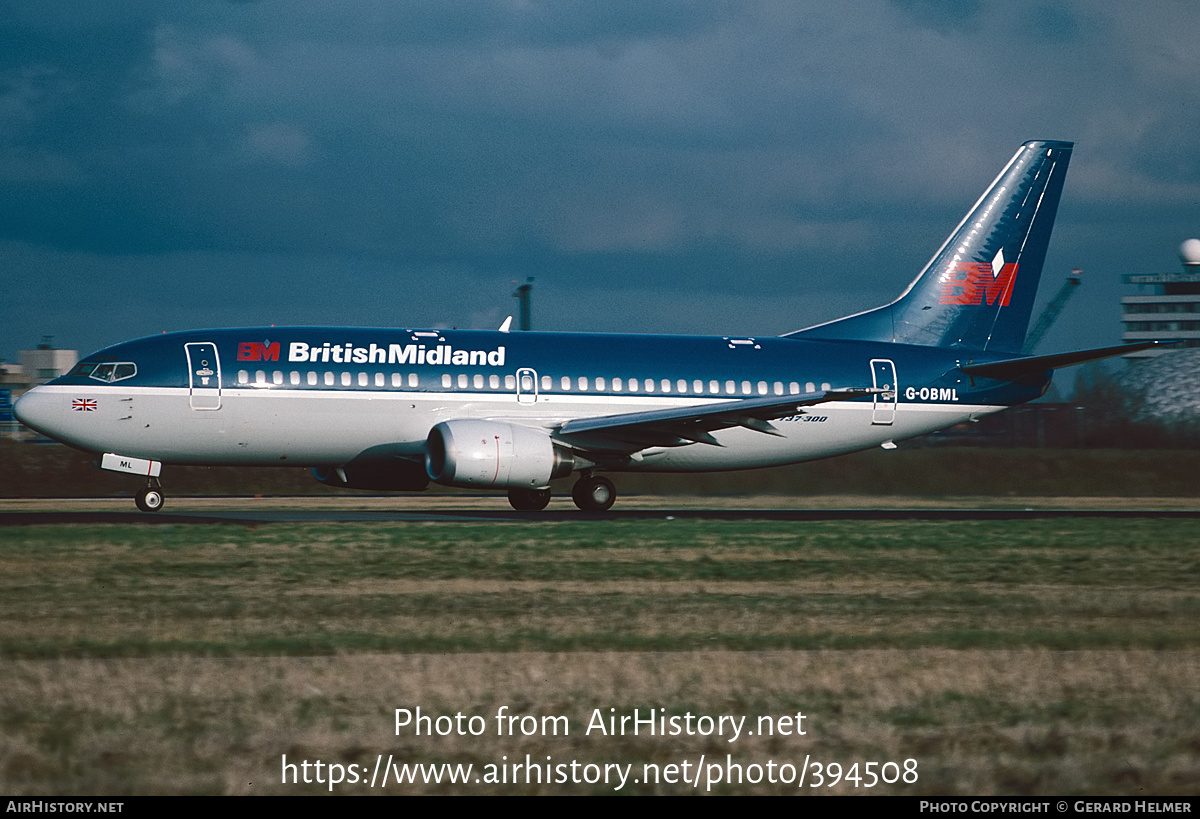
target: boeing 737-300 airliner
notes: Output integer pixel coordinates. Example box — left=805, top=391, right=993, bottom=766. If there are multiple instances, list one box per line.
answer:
left=14, top=141, right=1156, bottom=512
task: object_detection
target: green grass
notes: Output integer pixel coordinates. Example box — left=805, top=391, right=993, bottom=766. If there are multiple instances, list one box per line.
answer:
left=0, top=519, right=1196, bottom=657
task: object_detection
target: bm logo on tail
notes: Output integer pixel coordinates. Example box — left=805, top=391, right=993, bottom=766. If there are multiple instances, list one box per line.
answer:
left=940, top=250, right=1019, bottom=307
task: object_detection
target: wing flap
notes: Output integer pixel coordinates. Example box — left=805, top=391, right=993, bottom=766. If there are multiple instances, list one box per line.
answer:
left=555, top=387, right=880, bottom=451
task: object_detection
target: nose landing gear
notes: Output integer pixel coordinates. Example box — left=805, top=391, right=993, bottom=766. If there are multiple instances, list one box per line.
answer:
left=135, top=478, right=165, bottom=512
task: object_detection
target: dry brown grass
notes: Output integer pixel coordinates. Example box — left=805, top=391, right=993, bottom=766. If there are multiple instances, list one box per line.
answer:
left=1, top=516, right=1196, bottom=794
left=2, top=650, right=1197, bottom=795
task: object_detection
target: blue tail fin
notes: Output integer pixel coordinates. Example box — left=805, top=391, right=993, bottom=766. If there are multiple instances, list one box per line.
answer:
left=790, top=140, right=1073, bottom=352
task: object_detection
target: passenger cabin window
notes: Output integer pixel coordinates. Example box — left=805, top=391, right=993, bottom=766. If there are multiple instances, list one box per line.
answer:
left=89, top=362, right=137, bottom=383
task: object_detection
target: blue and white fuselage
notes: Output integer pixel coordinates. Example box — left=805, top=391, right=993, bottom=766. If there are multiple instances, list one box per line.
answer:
left=15, top=141, right=1147, bottom=512
left=16, top=327, right=1032, bottom=468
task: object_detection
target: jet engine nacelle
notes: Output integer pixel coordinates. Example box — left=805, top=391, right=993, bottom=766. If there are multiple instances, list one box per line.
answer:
left=425, top=420, right=574, bottom=489
left=313, top=459, right=430, bottom=491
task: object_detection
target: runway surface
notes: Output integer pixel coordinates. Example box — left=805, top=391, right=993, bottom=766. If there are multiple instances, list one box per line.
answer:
left=5, top=505, right=1200, bottom=525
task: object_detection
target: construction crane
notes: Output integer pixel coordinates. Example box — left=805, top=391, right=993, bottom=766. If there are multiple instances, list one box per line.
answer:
left=1023, top=268, right=1082, bottom=353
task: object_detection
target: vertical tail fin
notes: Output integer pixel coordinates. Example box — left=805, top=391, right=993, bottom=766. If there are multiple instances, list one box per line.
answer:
left=791, top=140, right=1073, bottom=352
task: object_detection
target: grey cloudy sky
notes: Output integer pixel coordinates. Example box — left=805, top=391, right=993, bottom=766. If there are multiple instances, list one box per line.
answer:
left=3, top=1, right=1199, bottom=361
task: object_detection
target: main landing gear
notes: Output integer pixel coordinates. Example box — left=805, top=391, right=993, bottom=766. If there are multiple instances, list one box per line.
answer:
left=505, top=475, right=619, bottom=512
left=135, top=478, right=165, bottom=512
left=571, top=475, right=616, bottom=512
left=507, top=487, right=552, bottom=511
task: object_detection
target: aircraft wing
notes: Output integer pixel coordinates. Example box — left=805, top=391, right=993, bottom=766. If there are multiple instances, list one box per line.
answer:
left=554, top=387, right=882, bottom=451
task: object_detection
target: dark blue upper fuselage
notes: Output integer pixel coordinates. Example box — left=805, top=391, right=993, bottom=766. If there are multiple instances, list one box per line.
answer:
left=52, top=326, right=1050, bottom=408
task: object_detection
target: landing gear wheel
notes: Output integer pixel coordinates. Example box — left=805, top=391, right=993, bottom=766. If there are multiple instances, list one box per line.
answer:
left=135, top=486, right=165, bottom=513
left=572, top=475, right=616, bottom=512
left=507, top=487, right=552, bottom=511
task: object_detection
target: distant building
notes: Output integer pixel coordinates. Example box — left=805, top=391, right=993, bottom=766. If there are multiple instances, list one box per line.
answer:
left=1121, top=239, right=1200, bottom=358
left=0, top=360, right=27, bottom=388
left=19, top=340, right=78, bottom=387
left=3, top=340, right=78, bottom=440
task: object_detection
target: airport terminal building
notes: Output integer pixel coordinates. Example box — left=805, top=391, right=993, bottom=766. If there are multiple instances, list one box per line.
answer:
left=1121, top=239, right=1200, bottom=358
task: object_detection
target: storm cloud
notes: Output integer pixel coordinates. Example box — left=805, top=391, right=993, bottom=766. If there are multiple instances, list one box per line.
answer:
left=3, top=1, right=1199, bottom=358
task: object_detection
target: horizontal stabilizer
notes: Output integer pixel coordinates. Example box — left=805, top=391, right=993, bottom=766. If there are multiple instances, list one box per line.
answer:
left=960, top=341, right=1168, bottom=380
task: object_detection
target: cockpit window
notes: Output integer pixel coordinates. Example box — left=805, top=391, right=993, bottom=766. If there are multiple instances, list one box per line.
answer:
left=70, top=361, right=98, bottom=377
left=89, top=362, right=137, bottom=383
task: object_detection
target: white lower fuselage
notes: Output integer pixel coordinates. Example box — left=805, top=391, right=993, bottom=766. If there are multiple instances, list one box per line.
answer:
left=21, top=382, right=998, bottom=472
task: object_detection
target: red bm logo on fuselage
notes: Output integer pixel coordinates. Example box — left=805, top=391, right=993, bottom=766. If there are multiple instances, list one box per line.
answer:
left=939, top=262, right=1018, bottom=306
left=237, top=341, right=280, bottom=362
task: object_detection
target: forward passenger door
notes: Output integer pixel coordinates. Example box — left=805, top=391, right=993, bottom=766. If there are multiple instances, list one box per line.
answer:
left=185, top=342, right=222, bottom=410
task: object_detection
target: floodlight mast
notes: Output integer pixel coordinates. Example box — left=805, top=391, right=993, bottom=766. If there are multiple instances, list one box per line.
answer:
left=513, top=278, right=533, bottom=331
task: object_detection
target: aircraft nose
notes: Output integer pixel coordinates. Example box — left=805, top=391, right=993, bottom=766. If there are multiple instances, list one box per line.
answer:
left=13, top=387, right=60, bottom=439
